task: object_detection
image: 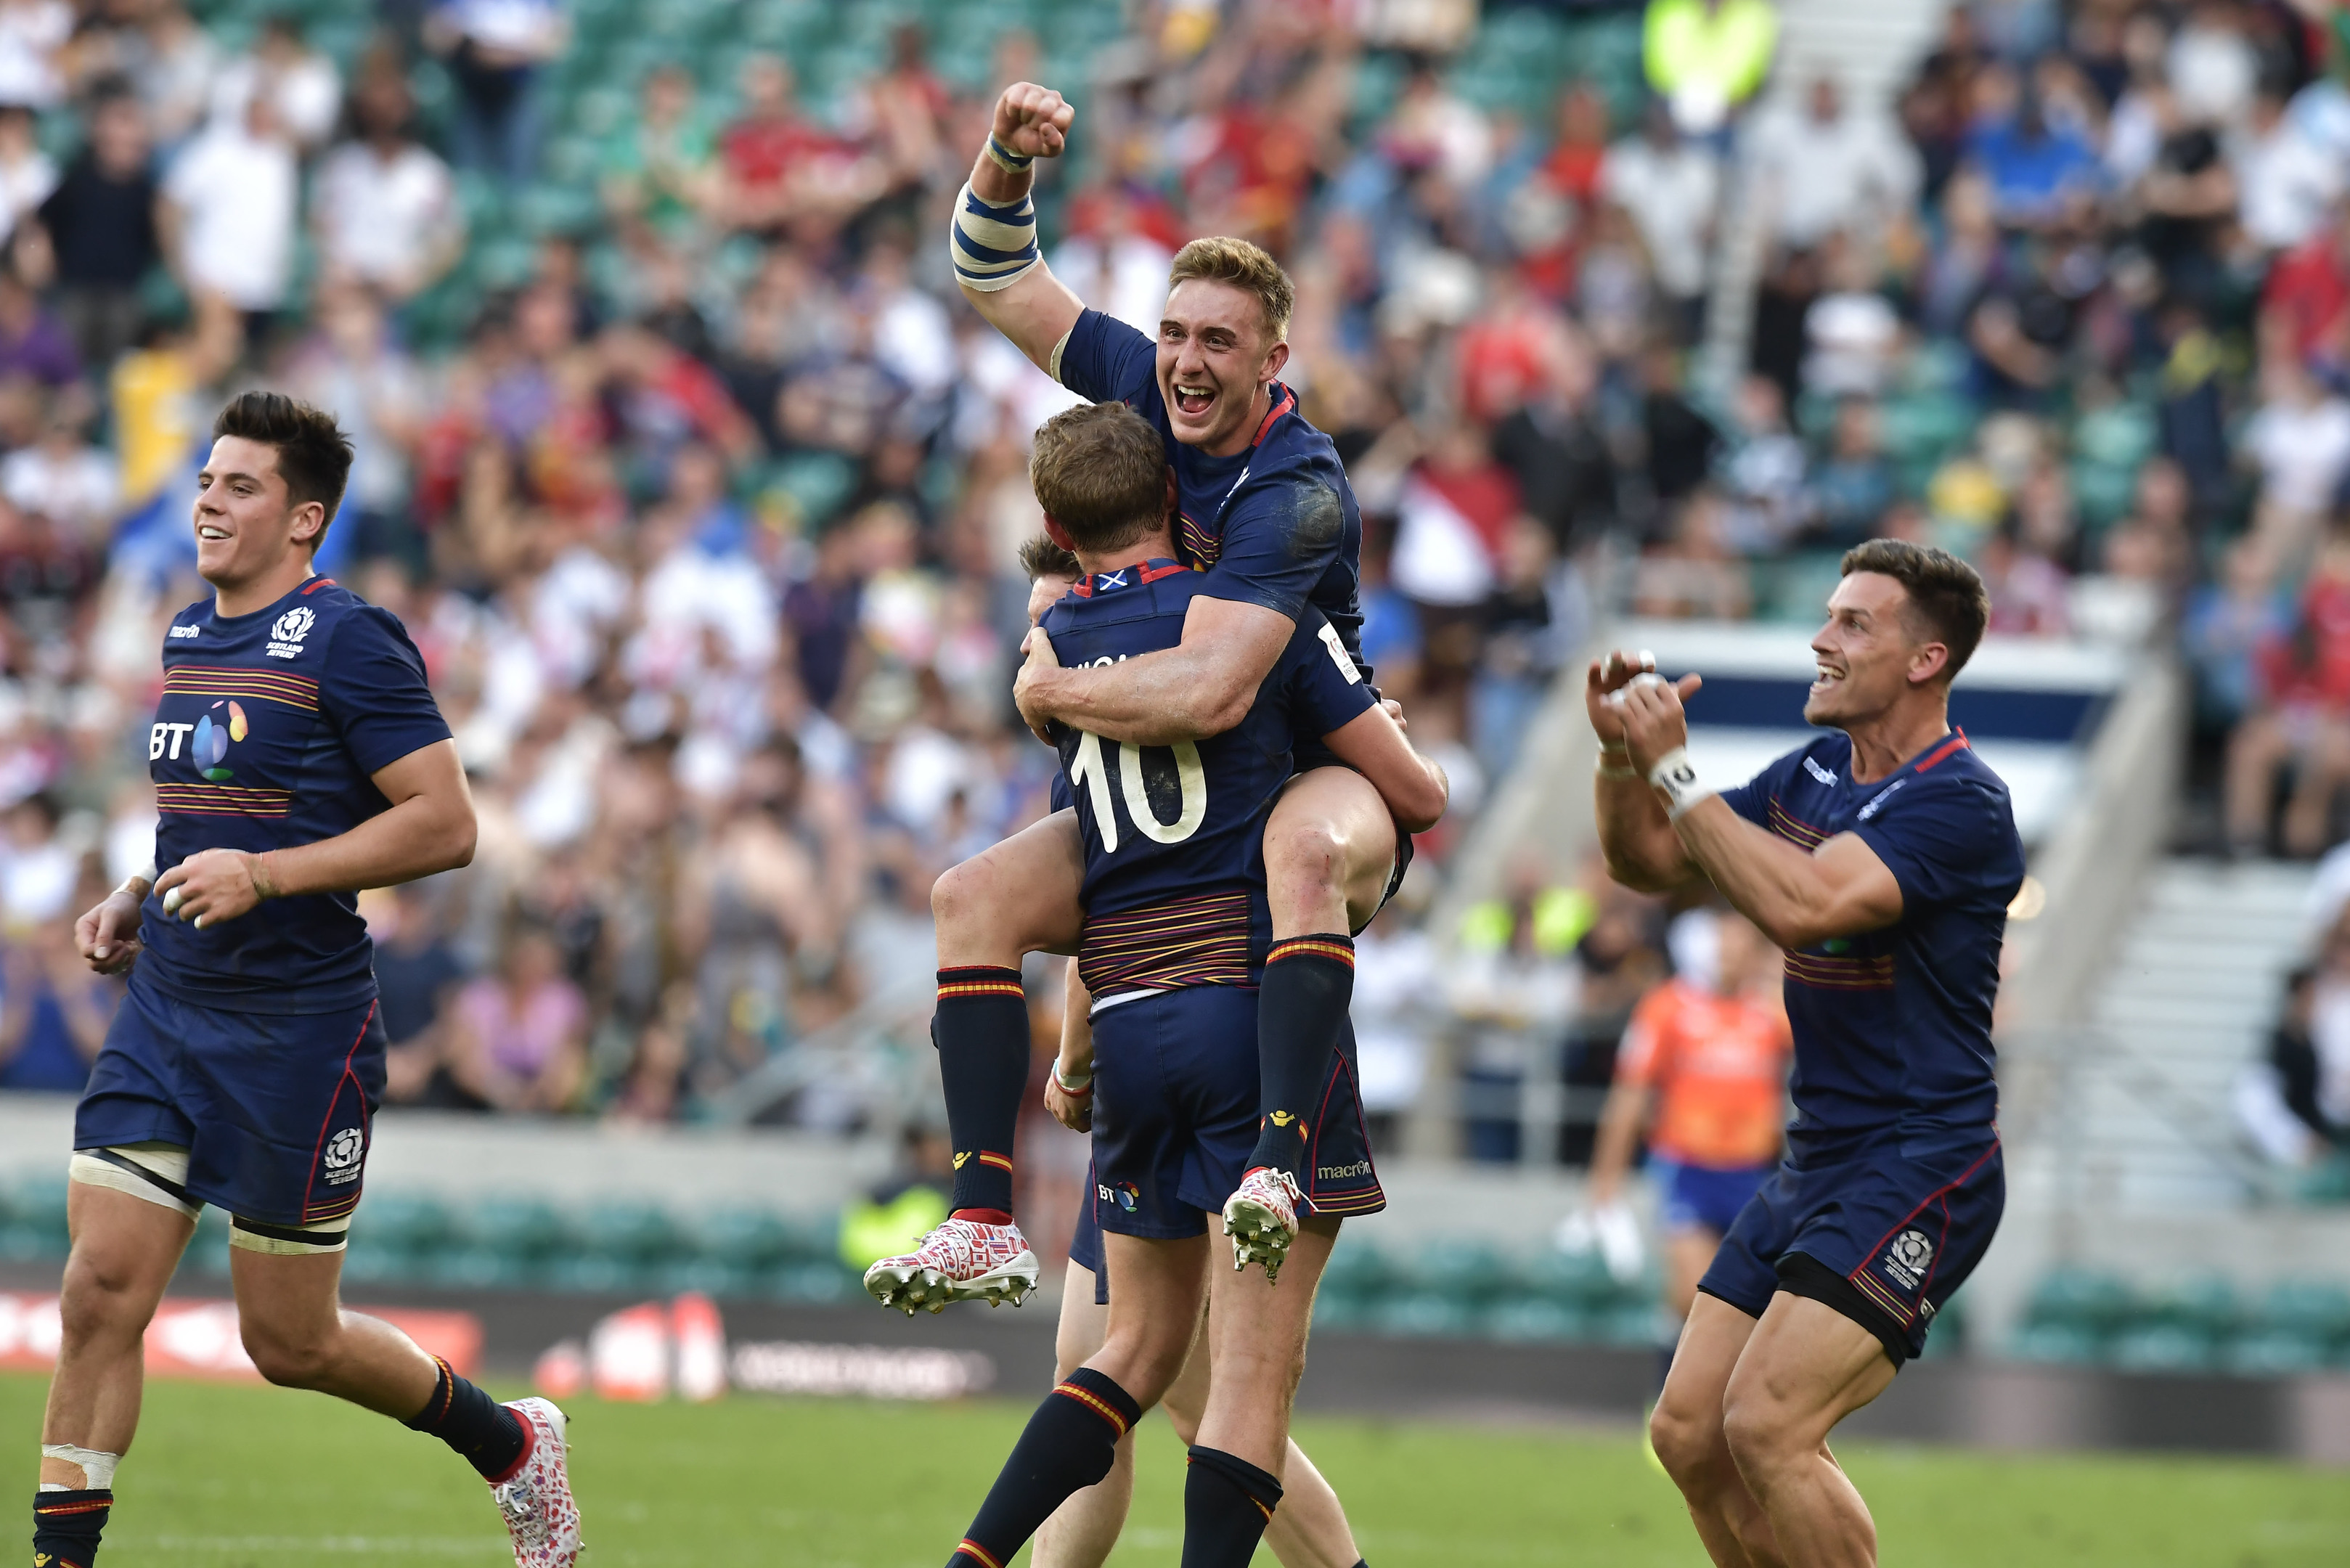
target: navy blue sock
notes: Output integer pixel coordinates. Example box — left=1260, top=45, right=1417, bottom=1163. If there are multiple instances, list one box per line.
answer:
left=1182, top=1445, right=1284, bottom=1568
left=33, top=1487, right=109, bottom=1568
left=402, top=1356, right=525, bottom=1479
left=948, top=1367, right=1140, bottom=1567
left=935, top=967, right=1028, bottom=1214
left=1247, top=936, right=1355, bottom=1177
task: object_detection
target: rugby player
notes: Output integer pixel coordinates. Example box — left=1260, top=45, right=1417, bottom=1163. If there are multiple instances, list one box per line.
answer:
left=1012, top=537, right=1373, bottom=1568
left=942, top=404, right=1442, bottom=1568
left=1592, top=539, right=2020, bottom=1567
left=1588, top=908, right=1791, bottom=1375
left=38, top=393, right=579, bottom=1568
left=865, top=82, right=1398, bottom=1309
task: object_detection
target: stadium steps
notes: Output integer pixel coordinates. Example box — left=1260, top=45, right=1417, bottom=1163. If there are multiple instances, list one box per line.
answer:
left=1699, top=0, right=1954, bottom=396
left=2057, top=859, right=2312, bottom=1214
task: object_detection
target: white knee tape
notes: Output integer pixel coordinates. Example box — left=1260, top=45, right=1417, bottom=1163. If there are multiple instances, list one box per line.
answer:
left=41, top=1444, right=119, bottom=1490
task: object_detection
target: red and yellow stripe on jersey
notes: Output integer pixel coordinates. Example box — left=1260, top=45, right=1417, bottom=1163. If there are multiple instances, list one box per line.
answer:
left=1079, top=889, right=1257, bottom=996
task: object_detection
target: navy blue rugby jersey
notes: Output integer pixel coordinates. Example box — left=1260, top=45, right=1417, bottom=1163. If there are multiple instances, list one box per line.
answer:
left=1039, top=559, right=1375, bottom=996
left=140, top=576, right=452, bottom=1013
left=1718, top=729, right=2024, bottom=1163
left=1055, top=310, right=1367, bottom=665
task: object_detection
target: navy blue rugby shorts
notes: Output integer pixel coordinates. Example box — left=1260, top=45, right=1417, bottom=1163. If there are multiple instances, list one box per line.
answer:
left=1697, top=1134, right=2004, bottom=1366
left=1087, top=984, right=1384, bottom=1247
left=75, top=978, right=387, bottom=1229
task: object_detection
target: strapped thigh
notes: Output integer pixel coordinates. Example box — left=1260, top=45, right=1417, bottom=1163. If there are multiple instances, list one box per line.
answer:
left=68, top=1143, right=199, bottom=1219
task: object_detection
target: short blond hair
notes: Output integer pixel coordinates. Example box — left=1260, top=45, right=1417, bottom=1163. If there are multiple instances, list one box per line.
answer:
left=1167, top=237, right=1294, bottom=344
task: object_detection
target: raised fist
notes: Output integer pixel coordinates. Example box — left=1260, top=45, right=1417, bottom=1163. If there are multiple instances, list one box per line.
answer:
left=993, top=81, right=1074, bottom=160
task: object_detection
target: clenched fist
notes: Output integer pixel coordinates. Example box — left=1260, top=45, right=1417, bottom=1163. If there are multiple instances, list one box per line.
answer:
left=993, top=81, right=1074, bottom=160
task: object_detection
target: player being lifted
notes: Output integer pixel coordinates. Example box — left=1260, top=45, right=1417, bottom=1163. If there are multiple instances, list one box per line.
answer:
left=38, top=394, right=581, bottom=1568
left=865, top=82, right=1400, bottom=1310
left=1012, top=536, right=1379, bottom=1568
left=1592, top=540, right=2020, bottom=1568
left=939, top=401, right=1443, bottom=1568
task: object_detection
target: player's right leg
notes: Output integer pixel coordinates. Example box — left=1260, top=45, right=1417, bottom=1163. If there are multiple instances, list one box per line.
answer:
left=228, top=1231, right=582, bottom=1565
left=1649, top=1295, right=1784, bottom=1568
left=1031, top=1254, right=1135, bottom=1568
left=34, top=1170, right=194, bottom=1568
left=1231, top=768, right=1398, bottom=1278
left=947, top=1231, right=1206, bottom=1568
left=1717, top=1295, right=1896, bottom=1568
left=1160, top=1297, right=1368, bottom=1568
left=868, top=809, right=1086, bottom=1313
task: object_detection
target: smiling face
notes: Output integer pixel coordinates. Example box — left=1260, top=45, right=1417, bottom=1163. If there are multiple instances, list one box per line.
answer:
left=1156, top=278, right=1289, bottom=456
left=1806, top=571, right=1948, bottom=726
left=193, top=435, right=324, bottom=591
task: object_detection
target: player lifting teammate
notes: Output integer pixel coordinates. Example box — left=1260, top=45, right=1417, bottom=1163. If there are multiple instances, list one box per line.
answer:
left=938, top=401, right=1443, bottom=1568
left=865, top=82, right=1401, bottom=1310
left=37, top=393, right=581, bottom=1568
left=1592, top=539, right=2020, bottom=1567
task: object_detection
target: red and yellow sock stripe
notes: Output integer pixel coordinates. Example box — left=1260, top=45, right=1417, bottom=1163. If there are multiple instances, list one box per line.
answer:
left=952, top=1539, right=1006, bottom=1568
left=937, top=967, right=1025, bottom=1002
left=1053, top=1379, right=1133, bottom=1437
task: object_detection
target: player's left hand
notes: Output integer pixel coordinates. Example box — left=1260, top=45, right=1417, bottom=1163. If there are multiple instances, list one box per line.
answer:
left=1044, top=1069, right=1092, bottom=1132
left=152, top=849, right=273, bottom=930
left=1617, top=669, right=1703, bottom=775
left=1013, top=625, right=1061, bottom=744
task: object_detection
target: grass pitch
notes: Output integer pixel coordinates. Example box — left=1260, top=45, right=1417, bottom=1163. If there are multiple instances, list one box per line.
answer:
left=3, top=1372, right=2346, bottom=1566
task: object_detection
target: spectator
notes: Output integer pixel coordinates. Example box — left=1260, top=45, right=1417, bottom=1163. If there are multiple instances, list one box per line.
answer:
left=2237, top=964, right=2347, bottom=1166
left=426, top=0, right=566, bottom=187
left=446, top=915, right=589, bottom=1113
left=1808, top=398, right=1894, bottom=547
left=0, top=0, right=69, bottom=111
left=0, top=912, right=115, bottom=1092
left=35, top=84, right=158, bottom=369
left=311, top=63, right=462, bottom=301
left=370, top=881, right=468, bottom=1106
left=718, top=54, right=873, bottom=238
left=2, top=406, right=116, bottom=539
left=600, top=62, right=719, bottom=238
left=279, top=281, right=426, bottom=571
left=1599, top=102, right=1718, bottom=343
left=1642, top=0, right=1779, bottom=136
left=2243, top=356, right=2350, bottom=552
left=209, top=12, right=340, bottom=151
left=0, top=104, right=49, bottom=244
left=1751, top=75, right=1920, bottom=251
left=0, top=262, right=75, bottom=387
left=161, top=90, right=298, bottom=336
left=2227, top=524, right=2350, bottom=858
left=118, top=0, right=217, bottom=147
left=2185, top=536, right=2289, bottom=741
left=2235, top=87, right=2344, bottom=256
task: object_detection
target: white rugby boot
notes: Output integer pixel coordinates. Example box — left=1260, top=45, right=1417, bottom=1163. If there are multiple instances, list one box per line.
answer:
left=1222, top=1167, right=1305, bottom=1283
left=862, top=1216, right=1040, bottom=1314
left=490, top=1397, right=582, bottom=1567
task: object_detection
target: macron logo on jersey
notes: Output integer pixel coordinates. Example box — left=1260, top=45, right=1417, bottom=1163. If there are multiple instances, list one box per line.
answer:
left=266, top=605, right=315, bottom=660
left=168, top=624, right=200, bottom=640
left=1803, top=756, right=1837, bottom=785
left=1858, top=779, right=1906, bottom=820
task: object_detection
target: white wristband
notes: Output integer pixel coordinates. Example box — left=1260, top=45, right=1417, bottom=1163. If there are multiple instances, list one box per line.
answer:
left=1647, top=746, right=1714, bottom=820
left=1053, top=1060, right=1093, bottom=1093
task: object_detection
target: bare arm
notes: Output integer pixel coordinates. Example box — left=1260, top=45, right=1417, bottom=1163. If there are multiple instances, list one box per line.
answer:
left=1045, top=961, right=1094, bottom=1132
left=958, top=83, right=1085, bottom=374
left=1319, top=701, right=1448, bottom=833
left=1016, top=595, right=1295, bottom=746
left=1586, top=650, right=1699, bottom=891
left=1587, top=1082, right=1652, bottom=1206
left=1615, top=679, right=1904, bottom=950
left=1667, top=805, right=1904, bottom=951
left=152, top=738, right=478, bottom=928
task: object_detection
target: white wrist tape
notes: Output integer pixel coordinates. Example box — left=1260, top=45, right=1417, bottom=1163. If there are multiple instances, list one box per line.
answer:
left=1053, top=1060, right=1093, bottom=1093
left=950, top=181, right=1040, bottom=293
left=1647, top=746, right=1714, bottom=820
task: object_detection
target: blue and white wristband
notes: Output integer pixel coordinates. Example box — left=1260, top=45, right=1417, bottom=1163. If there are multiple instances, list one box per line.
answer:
left=984, top=134, right=1034, bottom=173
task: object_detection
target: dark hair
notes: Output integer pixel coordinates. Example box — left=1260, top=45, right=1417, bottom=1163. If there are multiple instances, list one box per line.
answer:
left=1838, top=537, right=1991, bottom=683
left=1017, top=534, right=1081, bottom=581
left=1029, top=403, right=1168, bottom=554
left=212, top=391, right=354, bottom=545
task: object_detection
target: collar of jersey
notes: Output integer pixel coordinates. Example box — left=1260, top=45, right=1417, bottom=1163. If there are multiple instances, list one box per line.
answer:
left=1070, top=558, right=1189, bottom=597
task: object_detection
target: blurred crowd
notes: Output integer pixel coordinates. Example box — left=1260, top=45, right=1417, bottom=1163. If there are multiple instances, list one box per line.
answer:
left=0, top=0, right=2340, bottom=1134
